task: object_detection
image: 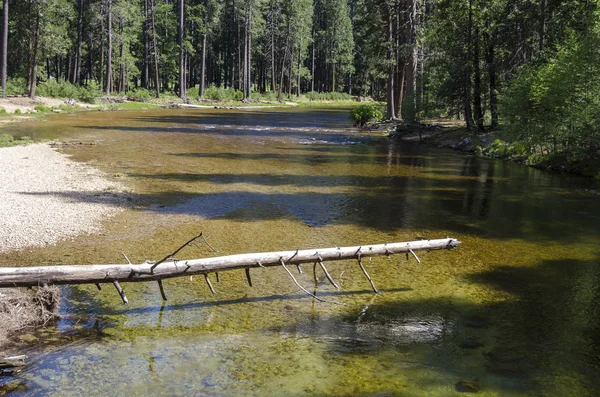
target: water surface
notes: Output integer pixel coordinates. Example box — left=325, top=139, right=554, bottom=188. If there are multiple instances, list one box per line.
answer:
left=1, top=107, right=599, bottom=396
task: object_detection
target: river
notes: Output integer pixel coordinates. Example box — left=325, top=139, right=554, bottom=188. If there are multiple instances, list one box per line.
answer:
left=1, top=107, right=599, bottom=396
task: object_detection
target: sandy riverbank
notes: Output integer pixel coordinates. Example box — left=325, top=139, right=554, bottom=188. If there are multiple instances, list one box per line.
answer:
left=0, top=142, right=129, bottom=348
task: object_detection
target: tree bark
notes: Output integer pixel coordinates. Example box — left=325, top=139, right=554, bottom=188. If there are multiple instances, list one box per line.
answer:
left=1, top=0, right=8, bottom=98
left=179, top=0, right=185, bottom=99
left=150, top=0, right=160, bottom=97
left=73, top=0, right=83, bottom=84
left=473, top=28, right=484, bottom=132
left=199, top=34, right=207, bottom=98
left=0, top=238, right=460, bottom=288
left=486, top=34, right=498, bottom=130
left=28, top=11, right=40, bottom=98
left=464, top=0, right=475, bottom=129
left=386, top=10, right=396, bottom=120
left=106, top=0, right=112, bottom=96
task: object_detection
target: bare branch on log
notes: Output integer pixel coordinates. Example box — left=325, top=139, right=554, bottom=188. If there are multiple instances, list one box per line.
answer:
left=245, top=268, right=253, bottom=287
left=280, top=259, right=324, bottom=302
left=157, top=280, right=167, bottom=301
left=152, top=232, right=205, bottom=270
left=317, top=256, right=340, bottom=290
left=113, top=281, right=128, bottom=304
left=357, top=252, right=378, bottom=293
left=409, top=248, right=421, bottom=263
left=204, top=274, right=216, bottom=295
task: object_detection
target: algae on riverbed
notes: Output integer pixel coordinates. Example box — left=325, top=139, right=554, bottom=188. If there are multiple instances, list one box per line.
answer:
left=0, top=107, right=599, bottom=396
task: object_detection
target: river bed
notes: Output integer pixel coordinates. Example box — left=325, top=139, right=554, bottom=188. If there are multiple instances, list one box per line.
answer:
left=1, top=107, right=599, bottom=396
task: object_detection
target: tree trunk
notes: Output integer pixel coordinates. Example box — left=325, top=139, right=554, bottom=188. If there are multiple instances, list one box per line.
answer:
left=386, top=10, right=396, bottom=120
left=311, top=32, right=315, bottom=92
left=199, top=34, right=207, bottom=98
left=150, top=0, right=160, bottom=97
left=464, top=0, right=474, bottom=129
left=0, top=238, right=460, bottom=290
left=106, top=0, right=112, bottom=96
left=486, top=34, right=498, bottom=130
left=297, top=39, right=301, bottom=97
left=119, top=20, right=124, bottom=93
left=179, top=0, right=185, bottom=99
left=271, top=8, right=276, bottom=93
left=473, top=28, right=484, bottom=132
left=539, top=0, right=546, bottom=52
left=1, top=0, right=8, bottom=98
left=28, top=12, right=40, bottom=98
left=247, top=4, right=252, bottom=100
left=74, top=0, right=83, bottom=84
left=142, top=0, right=149, bottom=88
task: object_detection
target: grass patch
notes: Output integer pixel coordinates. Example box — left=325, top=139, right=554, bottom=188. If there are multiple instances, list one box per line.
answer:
left=0, top=134, right=34, bottom=147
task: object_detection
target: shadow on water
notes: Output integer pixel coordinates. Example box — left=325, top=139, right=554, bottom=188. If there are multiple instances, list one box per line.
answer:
left=21, top=153, right=600, bottom=239
left=265, top=256, right=600, bottom=395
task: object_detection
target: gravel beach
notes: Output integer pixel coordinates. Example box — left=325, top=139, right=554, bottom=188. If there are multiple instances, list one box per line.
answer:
left=0, top=143, right=127, bottom=252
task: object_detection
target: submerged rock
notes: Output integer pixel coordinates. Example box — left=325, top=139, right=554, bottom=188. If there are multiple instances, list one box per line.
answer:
left=455, top=381, right=481, bottom=393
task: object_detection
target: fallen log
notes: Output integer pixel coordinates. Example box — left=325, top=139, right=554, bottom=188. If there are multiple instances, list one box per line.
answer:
left=0, top=237, right=460, bottom=303
left=0, top=356, right=27, bottom=376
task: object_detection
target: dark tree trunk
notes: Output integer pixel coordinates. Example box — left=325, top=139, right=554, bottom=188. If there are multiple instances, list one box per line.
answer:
left=150, top=0, right=160, bottom=97
left=464, top=0, right=475, bottom=129
left=539, top=0, right=546, bottom=52
left=74, top=0, right=83, bottom=84
left=106, top=0, right=112, bottom=96
left=199, top=34, right=206, bottom=98
left=386, top=10, right=396, bottom=120
left=1, top=0, right=8, bottom=98
left=473, top=28, right=484, bottom=132
left=28, top=11, right=40, bottom=98
left=142, top=0, right=149, bottom=88
left=179, top=0, right=185, bottom=99
left=486, top=34, right=498, bottom=130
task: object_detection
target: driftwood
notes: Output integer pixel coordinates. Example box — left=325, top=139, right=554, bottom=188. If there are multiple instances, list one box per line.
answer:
left=0, top=356, right=27, bottom=376
left=0, top=236, right=460, bottom=303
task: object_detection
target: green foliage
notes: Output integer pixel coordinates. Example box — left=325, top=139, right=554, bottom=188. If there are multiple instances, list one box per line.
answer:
left=350, top=103, right=384, bottom=126
left=34, top=105, right=52, bottom=113
left=36, top=79, right=100, bottom=103
left=501, top=29, right=600, bottom=157
left=126, top=88, right=153, bottom=102
left=0, top=134, right=33, bottom=147
left=6, top=78, right=27, bottom=96
left=186, top=86, right=199, bottom=98
left=14, top=109, right=21, bottom=115
left=204, top=85, right=243, bottom=101
left=305, top=91, right=353, bottom=101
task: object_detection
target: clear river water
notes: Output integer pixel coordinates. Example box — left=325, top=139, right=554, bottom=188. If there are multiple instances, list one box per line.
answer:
left=1, top=107, right=599, bottom=396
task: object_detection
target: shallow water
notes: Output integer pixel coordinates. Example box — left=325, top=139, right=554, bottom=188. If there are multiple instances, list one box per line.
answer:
left=1, top=107, right=599, bottom=396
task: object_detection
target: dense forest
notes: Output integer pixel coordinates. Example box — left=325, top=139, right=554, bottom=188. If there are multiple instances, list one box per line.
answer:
left=0, top=0, right=598, bottom=162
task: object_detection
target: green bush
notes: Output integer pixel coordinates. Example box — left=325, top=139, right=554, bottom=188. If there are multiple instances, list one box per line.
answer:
left=36, top=79, right=100, bottom=103
left=305, top=91, right=353, bottom=101
left=0, top=134, right=13, bottom=146
left=350, top=103, right=384, bottom=126
left=34, top=105, right=52, bottom=112
left=14, top=109, right=21, bottom=114
left=6, top=77, right=26, bottom=96
left=0, top=108, right=7, bottom=115
left=186, top=86, right=199, bottom=98
left=126, top=87, right=153, bottom=101
left=203, top=85, right=243, bottom=101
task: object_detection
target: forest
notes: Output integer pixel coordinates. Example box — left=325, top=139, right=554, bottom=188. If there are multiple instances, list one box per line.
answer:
left=0, top=0, right=598, bottom=167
